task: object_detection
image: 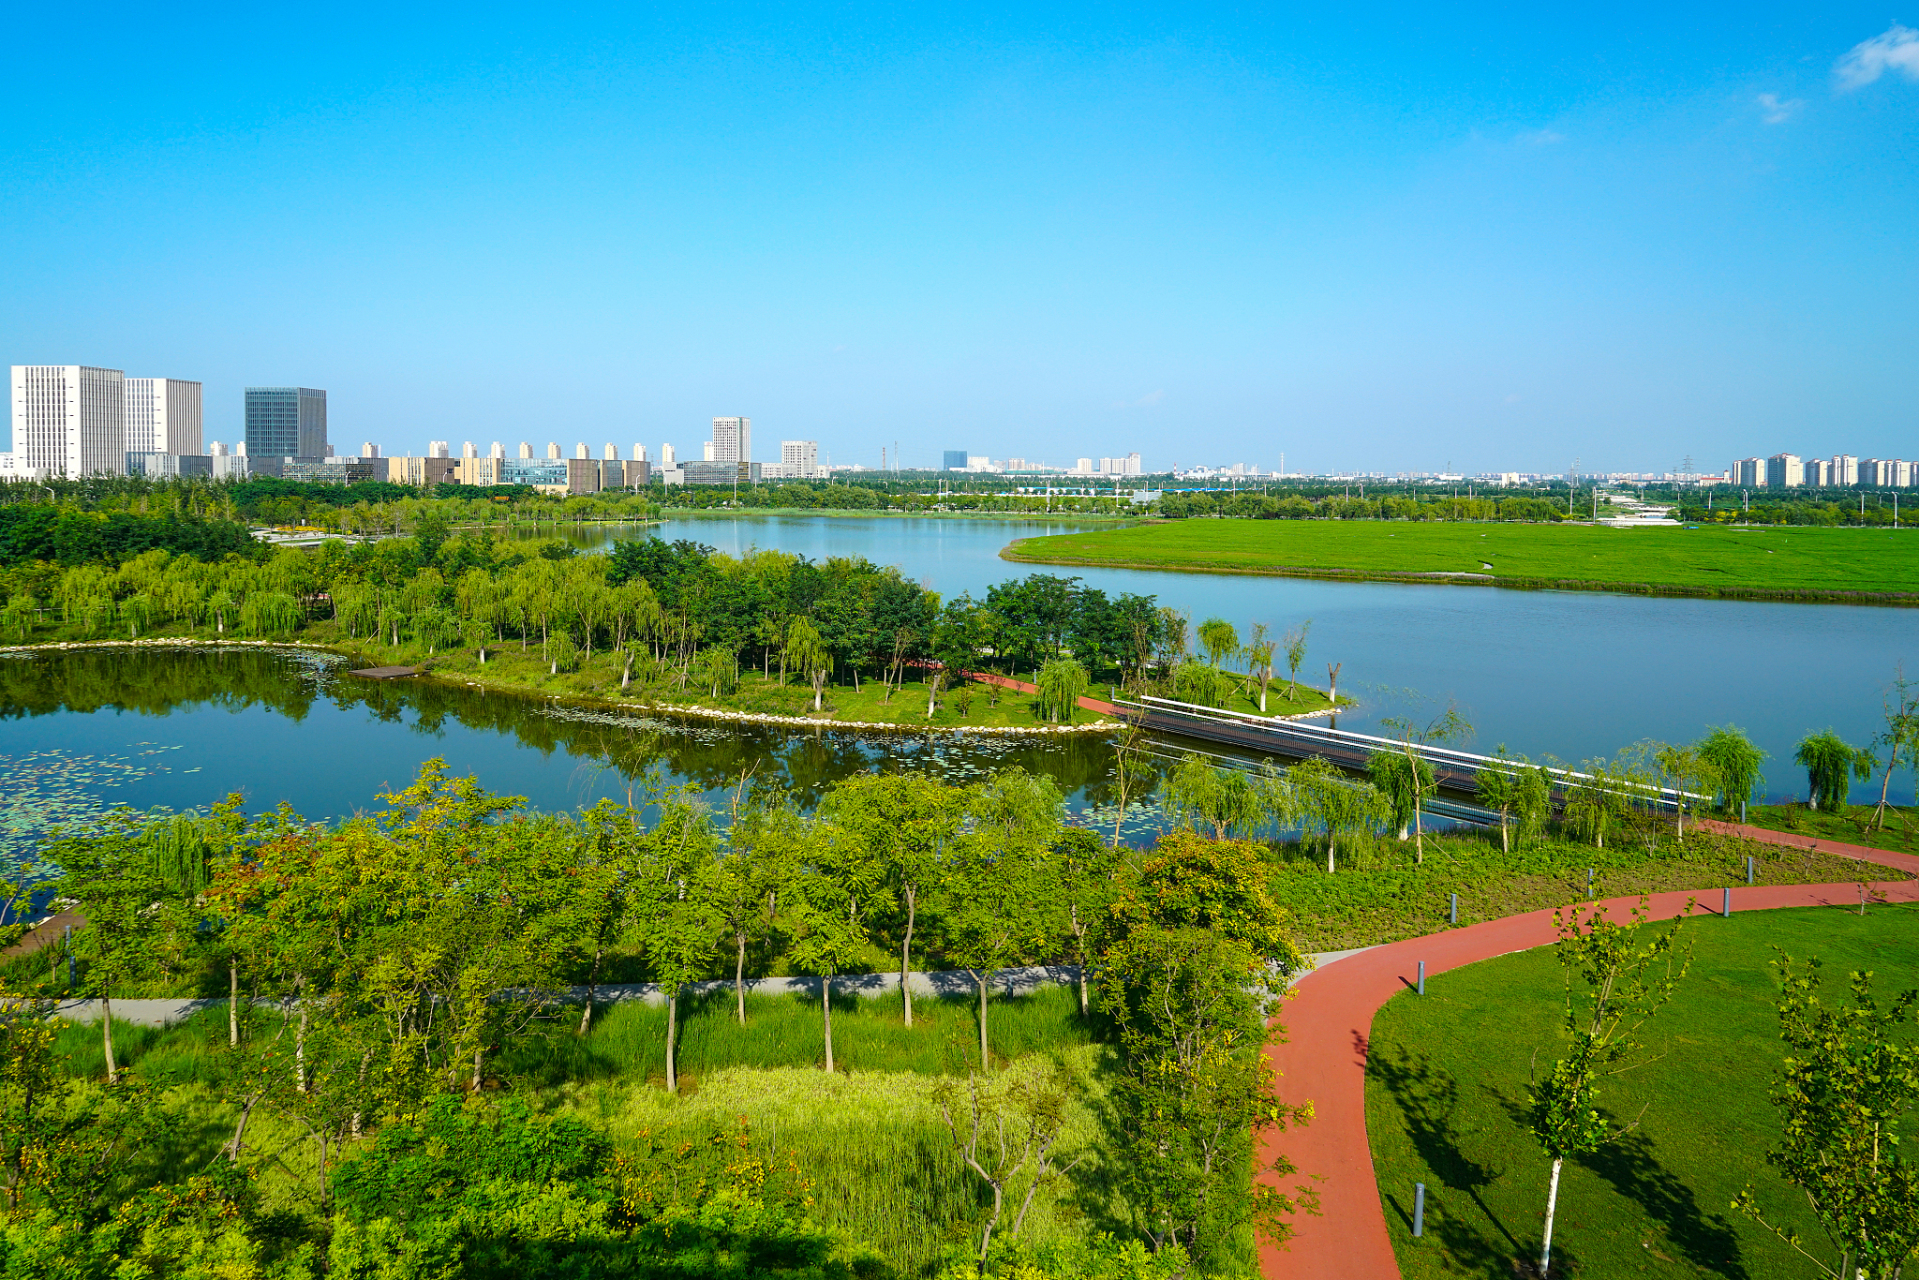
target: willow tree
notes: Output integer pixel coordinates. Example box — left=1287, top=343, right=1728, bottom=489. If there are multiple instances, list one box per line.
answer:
left=1034, top=657, right=1089, bottom=724
left=1698, top=724, right=1766, bottom=817
left=1796, top=730, right=1873, bottom=812
left=786, top=617, right=830, bottom=711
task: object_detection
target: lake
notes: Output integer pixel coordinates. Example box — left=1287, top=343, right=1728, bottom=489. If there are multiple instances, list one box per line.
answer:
left=0, top=514, right=1909, bottom=887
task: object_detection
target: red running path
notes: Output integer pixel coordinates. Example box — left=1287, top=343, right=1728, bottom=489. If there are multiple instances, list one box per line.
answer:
left=1257, top=827, right=1919, bottom=1280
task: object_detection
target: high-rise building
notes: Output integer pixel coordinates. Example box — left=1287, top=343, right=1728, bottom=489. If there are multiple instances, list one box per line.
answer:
left=125, top=378, right=202, bottom=456
left=711, top=416, right=751, bottom=464
left=633, top=443, right=648, bottom=462
left=10, top=365, right=126, bottom=477
left=781, top=440, right=819, bottom=477
left=361, top=442, right=380, bottom=458
left=546, top=442, right=562, bottom=459
left=1730, top=457, right=1765, bottom=487
left=1861, top=459, right=1897, bottom=487
left=660, top=443, right=677, bottom=466
left=1805, top=458, right=1831, bottom=486
left=943, top=450, right=968, bottom=470
left=1766, top=454, right=1803, bottom=488
left=603, top=443, right=620, bottom=460
left=490, top=442, right=505, bottom=459
left=1832, top=455, right=1859, bottom=486
left=428, top=441, right=450, bottom=458
left=461, top=441, right=477, bottom=459
left=244, top=387, right=327, bottom=459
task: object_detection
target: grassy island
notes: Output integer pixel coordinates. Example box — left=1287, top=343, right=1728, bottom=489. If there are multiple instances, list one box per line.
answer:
left=1004, top=521, right=1919, bottom=602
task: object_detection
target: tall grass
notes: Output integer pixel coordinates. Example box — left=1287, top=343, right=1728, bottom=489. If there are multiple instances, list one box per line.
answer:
left=499, top=982, right=1107, bottom=1086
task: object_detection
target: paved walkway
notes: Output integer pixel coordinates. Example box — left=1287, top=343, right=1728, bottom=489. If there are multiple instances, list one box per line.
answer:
left=1257, top=825, right=1919, bottom=1280
left=961, top=669, right=1122, bottom=717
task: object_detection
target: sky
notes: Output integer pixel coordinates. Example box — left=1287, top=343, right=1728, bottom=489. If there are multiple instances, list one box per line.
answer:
left=2, top=3, right=1915, bottom=475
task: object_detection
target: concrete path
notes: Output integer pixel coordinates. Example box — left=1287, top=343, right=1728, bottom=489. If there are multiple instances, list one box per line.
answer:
left=41, top=964, right=1088, bottom=1026
left=1257, top=829, right=1919, bottom=1280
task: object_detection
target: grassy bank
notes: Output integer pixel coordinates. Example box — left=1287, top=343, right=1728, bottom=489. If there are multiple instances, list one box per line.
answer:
left=1746, top=801, right=1918, bottom=855
left=1004, top=521, right=1919, bottom=602
left=46, top=987, right=1139, bottom=1277
left=1366, top=902, right=1919, bottom=1279
left=1268, top=826, right=1900, bottom=953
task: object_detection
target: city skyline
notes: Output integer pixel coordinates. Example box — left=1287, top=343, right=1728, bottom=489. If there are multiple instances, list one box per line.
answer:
left=2, top=6, right=1914, bottom=471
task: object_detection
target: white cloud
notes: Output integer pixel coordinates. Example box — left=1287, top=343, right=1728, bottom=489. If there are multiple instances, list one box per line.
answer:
left=1517, top=128, right=1566, bottom=146
left=1756, top=92, right=1804, bottom=123
left=1835, top=23, right=1919, bottom=90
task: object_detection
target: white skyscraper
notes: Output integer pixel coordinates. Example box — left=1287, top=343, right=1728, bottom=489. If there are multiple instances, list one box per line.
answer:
left=660, top=443, right=676, bottom=465
left=633, top=443, right=648, bottom=462
left=428, top=441, right=450, bottom=458
left=604, top=442, right=620, bottom=460
left=711, top=416, right=751, bottom=464
left=1832, top=455, right=1859, bottom=486
left=125, top=378, right=203, bottom=456
left=361, top=442, right=381, bottom=458
left=10, top=365, right=126, bottom=477
left=781, top=440, right=819, bottom=477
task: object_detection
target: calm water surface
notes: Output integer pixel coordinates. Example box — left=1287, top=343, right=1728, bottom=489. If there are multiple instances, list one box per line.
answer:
left=1, top=515, right=1908, bottom=882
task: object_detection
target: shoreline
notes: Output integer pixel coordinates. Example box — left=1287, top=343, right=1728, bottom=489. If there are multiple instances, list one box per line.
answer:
left=1000, top=538, right=1919, bottom=606
left=0, top=638, right=1125, bottom=738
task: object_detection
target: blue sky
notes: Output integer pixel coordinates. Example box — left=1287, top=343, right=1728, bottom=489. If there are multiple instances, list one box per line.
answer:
left=3, top=3, right=1914, bottom=473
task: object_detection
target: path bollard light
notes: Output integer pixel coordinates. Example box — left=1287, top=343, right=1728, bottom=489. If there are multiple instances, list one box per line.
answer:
left=1413, top=1182, right=1426, bottom=1237
left=1449, top=892, right=1458, bottom=925
left=1723, top=887, right=1732, bottom=917
left=1747, top=856, right=1755, bottom=885
left=1741, top=800, right=1747, bottom=823
left=1417, top=960, right=1426, bottom=995
left=65, top=924, right=74, bottom=987
left=1587, top=868, right=1594, bottom=899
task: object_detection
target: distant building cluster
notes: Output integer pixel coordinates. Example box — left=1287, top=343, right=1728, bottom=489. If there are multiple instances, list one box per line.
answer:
left=1727, top=454, right=1914, bottom=489
left=944, top=449, right=1142, bottom=476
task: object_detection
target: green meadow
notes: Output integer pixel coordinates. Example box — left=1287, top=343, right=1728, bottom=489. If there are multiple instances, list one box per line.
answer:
left=1004, top=521, right=1919, bottom=599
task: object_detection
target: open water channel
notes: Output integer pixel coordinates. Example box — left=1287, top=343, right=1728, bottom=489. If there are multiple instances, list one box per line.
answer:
left=0, top=515, right=1910, bottom=886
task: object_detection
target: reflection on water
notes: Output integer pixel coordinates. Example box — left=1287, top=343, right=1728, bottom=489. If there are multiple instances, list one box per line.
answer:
left=0, top=648, right=1149, bottom=863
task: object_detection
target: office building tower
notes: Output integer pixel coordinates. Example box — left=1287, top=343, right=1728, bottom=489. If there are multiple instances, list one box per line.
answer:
left=125, top=378, right=202, bottom=456
left=428, top=441, right=450, bottom=458
left=781, top=440, right=819, bottom=477
left=1731, top=458, right=1765, bottom=487
left=361, top=442, right=380, bottom=458
left=10, top=365, right=126, bottom=477
left=1832, top=455, right=1858, bottom=486
left=518, top=442, right=533, bottom=458
left=1861, top=459, right=1896, bottom=487
left=633, top=443, right=648, bottom=462
left=944, top=450, right=967, bottom=470
left=490, top=442, right=504, bottom=459
left=1766, top=453, right=1803, bottom=488
left=660, top=443, right=677, bottom=465
left=711, top=416, right=751, bottom=464
left=244, top=387, right=327, bottom=459
left=461, top=441, right=477, bottom=459
left=575, top=442, right=590, bottom=459
left=1805, top=458, right=1831, bottom=487
left=603, top=442, right=619, bottom=460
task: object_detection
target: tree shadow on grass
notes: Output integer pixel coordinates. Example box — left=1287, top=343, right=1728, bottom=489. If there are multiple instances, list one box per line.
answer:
left=1573, top=1128, right=1749, bottom=1279
left=1368, top=1039, right=1531, bottom=1275
left=1486, top=1087, right=1749, bottom=1280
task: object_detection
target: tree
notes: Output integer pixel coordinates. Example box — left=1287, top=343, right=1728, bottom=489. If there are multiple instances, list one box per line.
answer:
left=1526, top=900, right=1691, bottom=1278
left=628, top=791, right=726, bottom=1094
left=1653, top=741, right=1714, bottom=841
left=1160, top=755, right=1262, bottom=840
left=1368, top=749, right=1435, bottom=846
left=1867, top=668, right=1919, bottom=832
left=943, top=769, right=1065, bottom=1071
left=1474, top=749, right=1524, bottom=853
left=716, top=791, right=800, bottom=1025
left=786, top=616, right=830, bottom=711
left=1378, top=704, right=1471, bottom=863
left=1194, top=617, right=1238, bottom=670
left=50, top=817, right=172, bottom=1084
left=1244, top=623, right=1276, bottom=713
left=820, top=774, right=965, bottom=1028
left=1698, top=724, right=1767, bottom=816
left=1052, top=828, right=1122, bottom=1016
left=1796, top=729, right=1873, bottom=812
left=1034, top=656, right=1089, bottom=724
left=785, top=820, right=878, bottom=1073
left=936, top=1063, right=1084, bottom=1263
left=1281, top=620, right=1311, bottom=703
left=1733, top=956, right=1919, bottom=1280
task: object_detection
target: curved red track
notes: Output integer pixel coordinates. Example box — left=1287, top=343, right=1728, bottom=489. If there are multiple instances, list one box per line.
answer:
left=1258, top=827, right=1919, bottom=1279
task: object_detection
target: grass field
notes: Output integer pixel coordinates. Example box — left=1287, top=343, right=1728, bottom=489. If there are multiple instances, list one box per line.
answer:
left=1004, top=521, right=1919, bottom=600
left=1746, top=802, right=1919, bottom=856
left=1365, top=902, right=1919, bottom=1279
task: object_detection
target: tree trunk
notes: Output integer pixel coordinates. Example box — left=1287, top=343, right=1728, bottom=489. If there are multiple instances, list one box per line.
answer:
left=1072, top=914, right=1089, bottom=1015
left=812, top=673, right=824, bottom=712
left=579, top=944, right=602, bottom=1035
left=1540, top=1156, right=1564, bottom=1276
left=1500, top=815, right=1510, bottom=854
left=229, top=960, right=239, bottom=1047
left=472, top=1045, right=483, bottom=1091
left=822, top=974, right=835, bottom=1073
left=926, top=671, right=942, bottom=718
left=901, top=887, right=916, bottom=1027
left=665, top=991, right=678, bottom=1093
left=735, top=932, right=748, bottom=1024
left=978, top=974, right=991, bottom=1072
left=1327, top=834, right=1336, bottom=874
left=101, top=990, right=117, bottom=1084
left=1874, top=759, right=1897, bottom=830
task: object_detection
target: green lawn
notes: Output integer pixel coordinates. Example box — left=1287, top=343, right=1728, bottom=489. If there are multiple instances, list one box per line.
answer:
left=1746, top=802, right=1919, bottom=856
left=1365, top=902, right=1919, bottom=1278
left=1005, top=522, right=1919, bottom=599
